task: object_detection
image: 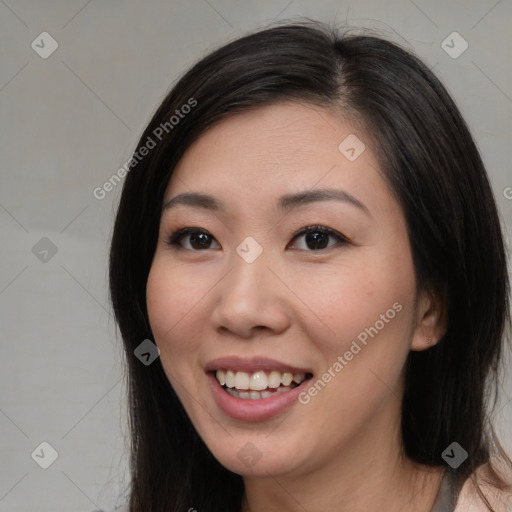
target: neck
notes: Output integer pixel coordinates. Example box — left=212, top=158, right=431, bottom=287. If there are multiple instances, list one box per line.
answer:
left=242, top=451, right=444, bottom=512
left=241, top=399, right=444, bottom=512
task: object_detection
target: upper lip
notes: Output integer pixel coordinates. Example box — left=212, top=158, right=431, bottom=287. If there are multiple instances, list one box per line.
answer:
left=205, top=356, right=312, bottom=375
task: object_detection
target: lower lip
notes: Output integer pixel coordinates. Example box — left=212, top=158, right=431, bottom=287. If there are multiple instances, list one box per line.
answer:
left=207, top=373, right=310, bottom=422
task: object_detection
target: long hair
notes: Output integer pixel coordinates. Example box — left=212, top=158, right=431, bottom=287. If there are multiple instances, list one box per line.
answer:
left=109, top=21, right=511, bottom=511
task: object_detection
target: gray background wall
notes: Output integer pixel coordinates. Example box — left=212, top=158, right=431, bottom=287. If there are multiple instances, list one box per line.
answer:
left=0, top=1, right=511, bottom=511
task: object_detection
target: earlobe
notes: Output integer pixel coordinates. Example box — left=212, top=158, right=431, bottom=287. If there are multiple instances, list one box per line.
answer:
left=410, top=289, right=446, bottom=351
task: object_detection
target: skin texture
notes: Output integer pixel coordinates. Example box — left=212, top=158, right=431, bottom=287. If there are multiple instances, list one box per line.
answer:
left=146, top=102, right=446, bottom=511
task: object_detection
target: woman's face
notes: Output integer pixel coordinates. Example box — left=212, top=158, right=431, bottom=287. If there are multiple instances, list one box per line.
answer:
left=146, top=102, right=436, bottom=478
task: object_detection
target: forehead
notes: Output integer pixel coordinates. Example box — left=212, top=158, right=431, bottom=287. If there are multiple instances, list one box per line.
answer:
left=164, top=101, right=395, bottom=218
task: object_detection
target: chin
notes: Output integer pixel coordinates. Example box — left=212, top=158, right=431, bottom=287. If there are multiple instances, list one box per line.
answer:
left=201, top=431, right=310, bottom=479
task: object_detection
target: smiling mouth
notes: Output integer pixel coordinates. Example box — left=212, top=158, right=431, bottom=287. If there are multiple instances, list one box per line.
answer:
left=214, top=369, right=313, bottom=400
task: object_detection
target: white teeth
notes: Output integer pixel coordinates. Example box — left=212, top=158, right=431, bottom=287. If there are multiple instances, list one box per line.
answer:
left=268, top=370, right=282, bottom=389
left=250, top=371, right=268, bottom=391
left=293, top=373, right=305, bottom=384
left=225, top=370, right=236, bottom=389
left=215, top=368, right=308, bottom=392
left=235, top=371, right=250, bottom=390
left=225, top=386, right=295, bottom=400
left=216, top=369, right=226, bottom=386
left=281, top=372, right=293, bottom=386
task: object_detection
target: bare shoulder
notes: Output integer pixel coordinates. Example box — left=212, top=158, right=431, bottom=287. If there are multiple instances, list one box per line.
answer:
left=454, top=462, right=512, bottom=512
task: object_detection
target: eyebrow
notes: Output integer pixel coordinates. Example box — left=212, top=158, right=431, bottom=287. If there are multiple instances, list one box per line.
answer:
left=162, top=188, right=370, bottom=215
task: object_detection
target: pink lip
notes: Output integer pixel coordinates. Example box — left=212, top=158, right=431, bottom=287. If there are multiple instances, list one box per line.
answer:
left=205, top=356, right=311, bottom=374
left=205, top=356, right=313, bottom=422
left=207, top=373, right=311, bottom=422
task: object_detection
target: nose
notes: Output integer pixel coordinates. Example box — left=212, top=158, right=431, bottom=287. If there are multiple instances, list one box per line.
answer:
left=210, top=249, right=291, bottom=339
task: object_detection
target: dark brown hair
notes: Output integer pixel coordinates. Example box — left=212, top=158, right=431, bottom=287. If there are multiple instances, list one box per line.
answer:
left=109, top=21, right=511, bottom=511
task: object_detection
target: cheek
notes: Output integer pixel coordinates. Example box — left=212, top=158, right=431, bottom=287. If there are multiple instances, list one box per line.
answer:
left=287, top=248, right=417, bottom=417
left=286, top=260, right=413, bottom=349
left=146, top=262, right=203, bottom=371
left=293, top=267, right=414, bottom=444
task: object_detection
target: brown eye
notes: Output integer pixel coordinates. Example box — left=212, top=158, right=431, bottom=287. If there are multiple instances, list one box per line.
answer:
left=289, top=226, right=349, bottom=251
left=167, top=228, right=221, bottom=251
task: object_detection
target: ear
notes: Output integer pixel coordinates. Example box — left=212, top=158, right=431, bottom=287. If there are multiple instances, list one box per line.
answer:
left=410, top=287, right=447, bottom=351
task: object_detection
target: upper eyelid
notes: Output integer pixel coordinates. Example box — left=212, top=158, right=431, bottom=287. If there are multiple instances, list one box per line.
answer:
left=292, top=225, right=348, bottom=240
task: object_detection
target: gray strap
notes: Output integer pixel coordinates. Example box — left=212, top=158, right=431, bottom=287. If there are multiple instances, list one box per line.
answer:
left=431, top=471, right=461, bottom=512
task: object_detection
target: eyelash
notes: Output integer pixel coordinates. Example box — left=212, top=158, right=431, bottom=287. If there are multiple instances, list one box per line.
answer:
left=165, top=225, right=350, bottom=252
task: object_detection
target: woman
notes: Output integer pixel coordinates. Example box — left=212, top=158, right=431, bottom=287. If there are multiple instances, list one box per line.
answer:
left=108, top=21, right=512, bottom=511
